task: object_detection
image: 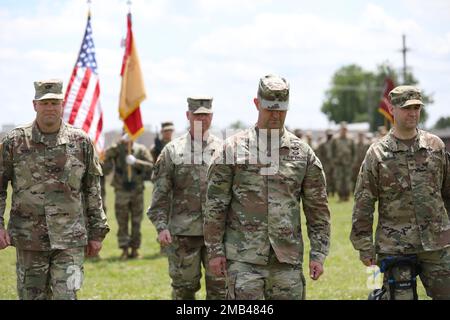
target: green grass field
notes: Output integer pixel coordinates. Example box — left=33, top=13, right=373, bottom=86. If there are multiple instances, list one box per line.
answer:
left=0, top=183, right=429, bottom=300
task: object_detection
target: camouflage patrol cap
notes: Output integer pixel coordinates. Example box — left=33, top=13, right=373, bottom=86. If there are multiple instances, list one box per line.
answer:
left=389, top=85, right=424, bottom=108
left=161, top=121, right=174, bottom=131
left=257, top=74, right=289, bottom=111
left=187, top=96, right=213, bottom=114
left=340, top=121, right=348, bottom=129
left=34, top=79, right=64, bottom=101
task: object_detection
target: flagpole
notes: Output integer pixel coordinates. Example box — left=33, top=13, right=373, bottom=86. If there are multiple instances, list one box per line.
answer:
left=127, top=0, right=132, bottom=13
left=87, top=0, right=91, bottom=17
left=125, top=0, right=132, bottom=182
left=127, top=139, right=132, bottom=181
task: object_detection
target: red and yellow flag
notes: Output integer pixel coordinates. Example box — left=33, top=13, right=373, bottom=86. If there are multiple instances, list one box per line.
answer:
left=119, top=13, right=146, bottom=140
left=378, top=78, right=395, bottom=124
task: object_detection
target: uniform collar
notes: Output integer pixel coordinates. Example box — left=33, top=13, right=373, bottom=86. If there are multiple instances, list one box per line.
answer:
left=252, top=125, right=291, bottom=150
left=385, top=128, right=427, bottom=152
left=32, top=120, right=69, bottom=146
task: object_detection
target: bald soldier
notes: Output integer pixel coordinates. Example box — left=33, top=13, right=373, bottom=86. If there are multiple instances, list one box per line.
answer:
left=351, top=86, right=450, bottom=300
left=0, top=79, right=109, bottom=299
left=148, top=96, right=226, bottom=300
left=204, top=74, right=331, bottom=300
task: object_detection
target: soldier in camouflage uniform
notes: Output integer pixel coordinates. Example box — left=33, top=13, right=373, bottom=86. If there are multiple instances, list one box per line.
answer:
left=148, top=96, right=226, bottom=300
left=150, top=122, right=174, bottom=164
left=352, top=132, right=370, bottom=189
left=0, top=79, right=109, bottom=300
left=351, top=86, right=450, bottom=300
left=204, top=75, right=331, bottom=300
left=103, top=134, right=153, bottom=259
left=316, top=129, right=335, bottom=197
left=331, top=122, right=355, bottom=202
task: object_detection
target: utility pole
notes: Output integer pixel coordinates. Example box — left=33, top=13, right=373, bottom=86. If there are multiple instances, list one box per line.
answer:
left=400, top=34, right=410, bottom=84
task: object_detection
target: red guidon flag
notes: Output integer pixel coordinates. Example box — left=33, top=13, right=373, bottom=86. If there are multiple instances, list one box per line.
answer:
left=378, top=78, right=395, bottom=124
left=119, top=13, right=146, bottom=139
left=63, top=12, right=104, bottom=154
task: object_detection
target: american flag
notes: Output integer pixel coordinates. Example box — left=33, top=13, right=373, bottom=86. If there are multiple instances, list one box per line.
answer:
left=63, top=14, right=104, bottom=153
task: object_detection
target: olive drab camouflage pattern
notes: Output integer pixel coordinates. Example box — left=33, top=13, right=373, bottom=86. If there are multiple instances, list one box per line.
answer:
left=103, top=141, right=153, bottom=193
left=148, top=132, right=222, bottom=236
left=103, top=141, right=152, bottom=252
left=151, top=139, right=170, bottom=164
left=331, top=135, right=355, bottom=201
left=33, top=79, right=65, bottom=101
left=315, top=135, right=335, bottom=196
left=226, top=248, right=306, bottom=300
left=148, top=131, right=226, bottom=299
left=204, top=126, right=331, bottom=266
left=0, top=121, right=109, bottom=250
left=187, top=96, right=213, bottom=114
left=389, top=85, right=424, bottom=108
left=16, top=247, right=84, bottom=300
left=351, top=129, right=450, bottom=258
left=352, top=139, right=370, bottom=187
left=257, top=74, right=290, bottom=111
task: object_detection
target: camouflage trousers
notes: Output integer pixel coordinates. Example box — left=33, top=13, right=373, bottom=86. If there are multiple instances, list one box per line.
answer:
left=226, top=249, right=306, bottom=300
left=334, top=164, right=352, bottom=200
left=115, top=189, right=144, bottom=249
left=378, top=247, right=450, bottom=300
left=16, top=247, right=84, bottom=300
left=168, top=235, right=226, bottom=300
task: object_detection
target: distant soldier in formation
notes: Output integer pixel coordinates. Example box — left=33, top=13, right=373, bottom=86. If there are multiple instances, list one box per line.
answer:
left=294, top=128, right=303, bottom=139
left=316, top=129, right=335, bottom=197
left=150, top=121, right=174, bottom=163
left=204, top=74, right=331, bottom=300
left=331, top=122, right=355, bottom=202
left=103, top=133, right=153, bottom=259
left=0, top=79, right=109, bottom=299
left=352, top=131, right=370, bottom=189
left=305, top=130, right=314, bottom=149
left=351, top=86, right=450, bottom=300
left=148, top=96, right=226, bottom=300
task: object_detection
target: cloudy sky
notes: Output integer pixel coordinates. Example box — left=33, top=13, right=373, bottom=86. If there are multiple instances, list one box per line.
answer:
left=1, top=0, right=449, bottom=133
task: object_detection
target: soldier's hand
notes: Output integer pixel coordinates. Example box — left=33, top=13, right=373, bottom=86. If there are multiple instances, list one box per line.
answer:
left=361, top=257, right=375, bottom=267
left=158, top=230, right=172, bottom=246
left=309, top=261, right=324, bottom=280
left=210, top=256, right=227, bottom=277
left=86, top=240, right=102, bottom=257
left=0, top=229, right=11, bottom=250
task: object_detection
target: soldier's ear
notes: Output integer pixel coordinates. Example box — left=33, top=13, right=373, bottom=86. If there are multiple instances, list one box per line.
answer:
left=186, top=111, right=190, bottom=121
left=388, top=104, right=395, bottom=116
left=253, top=98, right=260, bottom=110
left=33, top=100, right=38, bottom=112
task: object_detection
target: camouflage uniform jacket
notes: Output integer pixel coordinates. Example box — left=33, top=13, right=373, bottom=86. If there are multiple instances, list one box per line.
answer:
left=0, top=121, right=109, bottom=251
left=204, top=126, right=331, bottom=266
left=103, top=141, right=153, bottom=192
left=148, top=132, right=222, bottom=236
left=351, top=129, right=450, bottom=258
left=331, top=136, right=355, bottom=165
left=354, top=141, right=370, bottom=169
left=316, top=139, right=333, bottom=168
left=150, top=139, right=170, bottom=163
